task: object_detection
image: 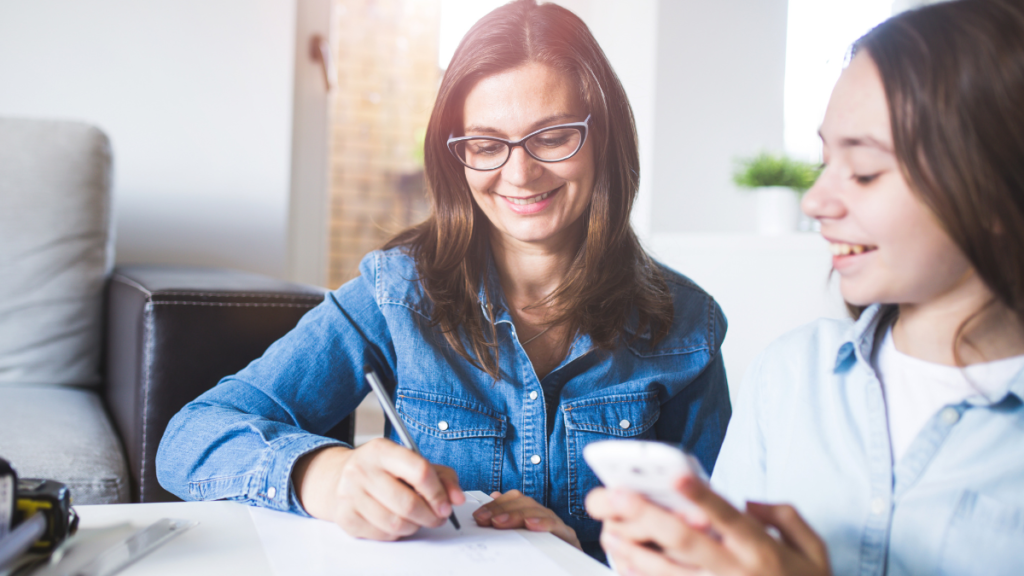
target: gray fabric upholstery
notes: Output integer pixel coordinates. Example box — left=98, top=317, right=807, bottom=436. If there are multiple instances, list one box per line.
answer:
left=0, top=117, right=127, bottom=504
left=0, top=117, right=113, bottom=387
left=0, top=385, right=129, bottom=504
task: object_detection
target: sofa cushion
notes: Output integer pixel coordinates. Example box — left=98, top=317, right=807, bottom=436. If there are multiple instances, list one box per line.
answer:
left=0, top=117, right=113, bottom=387
left=0, top=385, right=129, bottom=504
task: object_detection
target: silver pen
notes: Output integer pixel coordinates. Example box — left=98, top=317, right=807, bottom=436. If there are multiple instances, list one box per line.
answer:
left=363, top=366, right=461, bottom=530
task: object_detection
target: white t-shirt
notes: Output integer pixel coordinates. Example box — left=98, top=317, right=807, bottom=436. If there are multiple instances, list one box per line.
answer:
left=875, top=327, right=1024, bottom=461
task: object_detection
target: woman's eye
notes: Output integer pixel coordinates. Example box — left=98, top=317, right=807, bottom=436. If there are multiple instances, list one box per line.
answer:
left=536, top=136, right=570, bottom=148
left=469, top=143, right=503, bottom=156
left=853, top=173, right=881, bottom=185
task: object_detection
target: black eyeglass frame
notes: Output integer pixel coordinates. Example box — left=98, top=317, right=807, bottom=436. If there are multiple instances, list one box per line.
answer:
left=446, top=114, right=591, bottom=171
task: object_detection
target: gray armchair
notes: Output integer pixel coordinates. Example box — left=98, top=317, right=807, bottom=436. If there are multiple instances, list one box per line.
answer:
left=0, top=117, right=353, bottom=504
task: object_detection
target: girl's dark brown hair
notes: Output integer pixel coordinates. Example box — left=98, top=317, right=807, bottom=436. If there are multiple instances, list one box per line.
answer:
left=385, top=0, right=672, bottom=379
left=847, top=0, right=1024, bottom=356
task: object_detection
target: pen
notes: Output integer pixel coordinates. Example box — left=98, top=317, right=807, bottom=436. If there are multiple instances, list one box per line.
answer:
left=331, top=292, right=460, bottom=531
left=363, top=366, right=461, bottom=530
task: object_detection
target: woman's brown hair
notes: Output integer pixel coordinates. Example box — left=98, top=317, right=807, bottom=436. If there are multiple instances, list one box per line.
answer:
left=385, top=0, right=672, bottom=379
left=847, top=0, right=1024, bottom=354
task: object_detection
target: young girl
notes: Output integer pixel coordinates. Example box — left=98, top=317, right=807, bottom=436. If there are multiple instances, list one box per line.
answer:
left=587, top=1, right=1024, bottom=574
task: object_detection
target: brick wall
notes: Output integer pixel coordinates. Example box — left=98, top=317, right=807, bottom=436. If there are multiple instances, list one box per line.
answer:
left=328, top=0, right=440, bottom=287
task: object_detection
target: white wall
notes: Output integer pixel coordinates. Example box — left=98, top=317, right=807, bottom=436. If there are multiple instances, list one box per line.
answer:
left=0, top=0, right=297, bottom=279
left=649, top=0, right=789, bottom=235
left=552, top=0, right=659, bottom=243
left=648, top=234, right=847, bottom=399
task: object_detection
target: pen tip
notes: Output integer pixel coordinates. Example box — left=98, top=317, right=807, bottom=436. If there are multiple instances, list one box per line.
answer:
left=450, top=512, right=461, bottom=530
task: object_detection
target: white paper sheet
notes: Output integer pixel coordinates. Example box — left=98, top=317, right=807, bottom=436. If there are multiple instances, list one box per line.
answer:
left=249, top=492, right=571, bottom=576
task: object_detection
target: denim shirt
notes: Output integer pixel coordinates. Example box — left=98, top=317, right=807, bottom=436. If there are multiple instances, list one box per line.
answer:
left=157, top=248, right=731, bottom=557
left=711, top=304, right=1024, bottom=576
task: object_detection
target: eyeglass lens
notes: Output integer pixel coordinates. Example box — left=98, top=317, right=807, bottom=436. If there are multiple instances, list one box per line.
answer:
left=453, top=127, right=583, bottom=170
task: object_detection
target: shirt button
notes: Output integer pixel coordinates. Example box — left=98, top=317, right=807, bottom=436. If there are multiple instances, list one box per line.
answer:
left=529, top=391, right=538, bottom=400
left=619, top=419, right=631, bottom=430
left=530, top=455, right=541, bottom=465
left=437, top=421, right=449, bottom=431
left=940, top=407, right=960, bottom=425
left=267, top=486, right=277, bottom=499
left=870, top=497, right=886, bottom=515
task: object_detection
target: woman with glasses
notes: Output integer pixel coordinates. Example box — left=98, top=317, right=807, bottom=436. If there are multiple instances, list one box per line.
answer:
left=587, top=1, right=1024, bottom=574
left=156, top=0, right=730, bottom=560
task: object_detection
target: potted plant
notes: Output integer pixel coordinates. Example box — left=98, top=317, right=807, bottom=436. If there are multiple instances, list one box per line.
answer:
left=733, top=152, right=821, bottom=235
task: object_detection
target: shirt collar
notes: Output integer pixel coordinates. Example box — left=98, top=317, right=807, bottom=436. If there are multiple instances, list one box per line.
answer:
left=834, top=303, right=889, bottom=373
left=476, top=250, right=509, bottom=321
left=474, top=248, right=595, bottom=368
left=1006, top=367, right=1024, bottom=404
left=834, top=303, right=1024, bottom=404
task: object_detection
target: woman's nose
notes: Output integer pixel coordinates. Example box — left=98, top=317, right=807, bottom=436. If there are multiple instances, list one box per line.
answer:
left=801, top=169, right=845, bottom=221
left=501, top=146, right=542, bottom=187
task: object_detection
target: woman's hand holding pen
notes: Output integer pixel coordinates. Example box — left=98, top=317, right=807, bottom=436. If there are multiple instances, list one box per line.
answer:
left=473, top=490, right=582, bottom=550
left=292, top=438, right=465, bottom=540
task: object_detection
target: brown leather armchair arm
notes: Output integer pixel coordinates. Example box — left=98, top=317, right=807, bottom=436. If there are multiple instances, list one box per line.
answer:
left=103, top=265, right=354, bottom=502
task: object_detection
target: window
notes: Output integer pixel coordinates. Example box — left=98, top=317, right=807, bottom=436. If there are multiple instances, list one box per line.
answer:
left=783, top=0, right=895, bottom=161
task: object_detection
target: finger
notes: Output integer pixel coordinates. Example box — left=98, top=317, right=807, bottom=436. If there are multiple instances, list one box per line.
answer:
left=585, top=487, right=621, bottom=521
left=344, top=489, right=418, bottom=540
left=490, top=508, right=526, bottom=529
left=602, top=512, right=727, bottom=574
left=486, top=493, right=546, bottom=514
left=336, top=507, right=397, bottom=541
left=477, top=491, right=553, bottom=527
left=602, top=531, right=703, bottom=576
left=524, top=515, right=558, bottom=532
left=474, top=489, right=524, bottom=524
left=747, top=502, right=830, bottom=568
left=434, top=465, right=465, bottom=506
left=678, top=476, right=762, bottom=543
left=363, top=467, right=446, bottom=529
left=525, top=516, right=581, bottom=550
left=378, top=441, right=453, bottom=519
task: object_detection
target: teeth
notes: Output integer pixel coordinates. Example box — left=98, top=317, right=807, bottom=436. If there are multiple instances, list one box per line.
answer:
left=505, top=189, right=555, bottom=205
left=830, top=242, right=874, bottom=256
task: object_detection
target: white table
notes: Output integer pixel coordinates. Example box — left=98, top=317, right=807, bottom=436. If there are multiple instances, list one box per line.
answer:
left=50, top=501, right=611, bottom=575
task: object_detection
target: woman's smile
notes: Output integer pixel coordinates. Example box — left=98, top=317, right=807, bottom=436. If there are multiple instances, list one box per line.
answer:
left=826, top=237, right=879, bottom=270
left=496, top=184, right=562, bottom=213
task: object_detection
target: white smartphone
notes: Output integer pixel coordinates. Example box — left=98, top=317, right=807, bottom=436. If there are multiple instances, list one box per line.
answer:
left=583, top=440, right=709, bottom=516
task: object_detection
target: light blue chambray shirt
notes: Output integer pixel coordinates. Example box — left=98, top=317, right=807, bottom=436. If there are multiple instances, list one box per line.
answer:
left=711, top=304, right=1024, bottom=576
left=156, top=247, right=732, bottom=560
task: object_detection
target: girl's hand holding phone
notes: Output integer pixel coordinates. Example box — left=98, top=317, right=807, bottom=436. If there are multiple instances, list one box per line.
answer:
left=586, top=476, right=831, bottom=576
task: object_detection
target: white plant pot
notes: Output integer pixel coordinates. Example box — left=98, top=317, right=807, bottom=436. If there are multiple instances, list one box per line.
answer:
left=755, top=186, right=801, bottom=235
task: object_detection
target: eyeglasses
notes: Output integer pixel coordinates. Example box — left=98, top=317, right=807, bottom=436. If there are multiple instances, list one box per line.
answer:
left=447, top=115, right=591, bottom=171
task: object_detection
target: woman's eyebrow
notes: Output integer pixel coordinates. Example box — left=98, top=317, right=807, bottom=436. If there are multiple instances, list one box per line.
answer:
left=464, top=113, right=579, bottom=136
left=818, top=130, right=894, bottom=153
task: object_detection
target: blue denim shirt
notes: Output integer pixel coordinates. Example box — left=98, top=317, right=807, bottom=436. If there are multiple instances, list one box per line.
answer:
left=157, top=248, right=731, bottom=557
left=711, top=304, right=1024, bottom=576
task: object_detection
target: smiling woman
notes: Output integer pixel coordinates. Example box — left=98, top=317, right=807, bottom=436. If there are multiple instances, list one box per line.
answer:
left=156, top=0, right=731, bottom=565
left=386, top=0, right=676, bottom=382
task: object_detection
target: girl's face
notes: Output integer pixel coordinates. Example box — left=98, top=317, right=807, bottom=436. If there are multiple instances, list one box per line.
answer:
left=460, top=62, right=596, bottom=250
left=802, top=53, right=974, bottom=308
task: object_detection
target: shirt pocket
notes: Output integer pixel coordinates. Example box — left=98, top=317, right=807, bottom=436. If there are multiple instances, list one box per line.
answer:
left=937, top=491, right=1024, bottom=576
left=563, top=391, right=661, bottom=518
left=396, top=391, right=507, bottom=494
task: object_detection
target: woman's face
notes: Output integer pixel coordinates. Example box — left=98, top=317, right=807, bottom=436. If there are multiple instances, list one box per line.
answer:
left=802, top=52, right=974, bottom=308
left=460, top=62, right=595, bottom=250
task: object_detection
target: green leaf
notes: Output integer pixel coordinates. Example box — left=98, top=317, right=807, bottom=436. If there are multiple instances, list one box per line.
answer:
left=732, top=152, right=822, bottom=192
